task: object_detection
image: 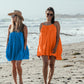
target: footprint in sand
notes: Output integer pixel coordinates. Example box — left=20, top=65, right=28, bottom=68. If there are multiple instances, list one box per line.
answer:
left=0, top=67, right=2, bottom=69
left=67, top=77, right=71, bottom=80
left=72, top=52, right=81, bottom=55
left=62, top=58, right=68, bottom=60
left=63, top=65, right=74, bottom=68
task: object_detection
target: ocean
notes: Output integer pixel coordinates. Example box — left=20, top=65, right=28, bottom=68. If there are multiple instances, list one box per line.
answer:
left=0, top=18, right=84, bottom=63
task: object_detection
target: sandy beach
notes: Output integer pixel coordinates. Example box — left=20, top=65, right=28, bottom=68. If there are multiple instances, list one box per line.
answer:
left=0, top=42, right=84, bottom=84
left=0, top=0, right=84, bottom=83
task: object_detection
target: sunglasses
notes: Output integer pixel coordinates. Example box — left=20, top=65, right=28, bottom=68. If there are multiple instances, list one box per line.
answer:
left=11, top=15, right=17, bottom=18
left=47, top=13, right=53, bottom=16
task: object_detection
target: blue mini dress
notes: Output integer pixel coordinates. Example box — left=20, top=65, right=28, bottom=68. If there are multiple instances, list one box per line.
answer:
left=6, top=26, right=29, bottom=61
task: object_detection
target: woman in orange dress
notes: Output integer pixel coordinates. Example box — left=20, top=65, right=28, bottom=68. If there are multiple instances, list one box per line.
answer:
left=37, top=7, right=62, bottom=84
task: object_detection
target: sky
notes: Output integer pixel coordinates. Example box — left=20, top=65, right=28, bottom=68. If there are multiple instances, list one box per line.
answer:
left=0, top=0, right=84, bottom=19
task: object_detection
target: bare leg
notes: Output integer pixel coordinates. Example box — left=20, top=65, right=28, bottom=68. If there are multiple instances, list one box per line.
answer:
left=11, top=61, right=17, bottom=84
left=48, top=56, right=55, bottom=84
left=16, top=61, right=23, bottom=84
left=42, top=56, right=48, bottom=84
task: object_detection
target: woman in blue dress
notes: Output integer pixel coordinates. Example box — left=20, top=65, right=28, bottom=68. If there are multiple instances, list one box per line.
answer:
left=6, top=10, right=29, bottom=84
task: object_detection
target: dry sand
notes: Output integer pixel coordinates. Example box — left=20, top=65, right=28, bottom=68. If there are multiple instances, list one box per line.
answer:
left=0, top=42, right=84, bottom=84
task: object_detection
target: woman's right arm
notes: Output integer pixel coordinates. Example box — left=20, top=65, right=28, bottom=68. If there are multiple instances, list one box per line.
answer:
left=6, top=25, right=11, bottom=47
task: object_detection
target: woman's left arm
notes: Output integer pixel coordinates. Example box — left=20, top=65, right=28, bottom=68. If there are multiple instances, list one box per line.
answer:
left=52, top=21, right=60, bottom=53
left=23, top=25, right=28, bottom=50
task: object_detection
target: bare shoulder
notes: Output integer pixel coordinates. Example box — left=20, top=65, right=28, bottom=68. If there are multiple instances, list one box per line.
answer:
left=54, top=21, right=60, bottom=28
left=8, top=24, right=11, bottom=30
left=54, top=21, right=60, bottom=26
left=40, top=21, right=48, bottom=27
left=54, top=21, right=60, bottom=33
left=42, top=22, right=46, bottom=25
left=40, top=22, right=44, bottom=27
left=23, top=24, right=28, bottom=31
left=39, top=23, right=44, bottom=31
left=40, top=22, right=46, bottom=28
left=8, top=24, right=11, bottom=32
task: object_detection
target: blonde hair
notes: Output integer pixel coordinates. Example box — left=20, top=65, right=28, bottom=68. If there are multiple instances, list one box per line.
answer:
left=10, top=16, right=23, bottom=32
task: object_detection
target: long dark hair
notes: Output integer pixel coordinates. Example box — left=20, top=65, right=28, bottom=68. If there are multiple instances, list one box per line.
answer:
left=46, top=7, right=55, bottom=24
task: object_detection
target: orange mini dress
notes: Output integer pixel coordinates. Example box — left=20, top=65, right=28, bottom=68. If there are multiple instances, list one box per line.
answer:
left=37, top=24, right=62, bottom=60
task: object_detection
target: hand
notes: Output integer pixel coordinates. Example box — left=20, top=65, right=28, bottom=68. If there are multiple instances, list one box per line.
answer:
left=38, top=56, right=40, bottom=58
left=24, top=46, right=26, bottom=50
left=52, top=48, right=56, bottom=53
